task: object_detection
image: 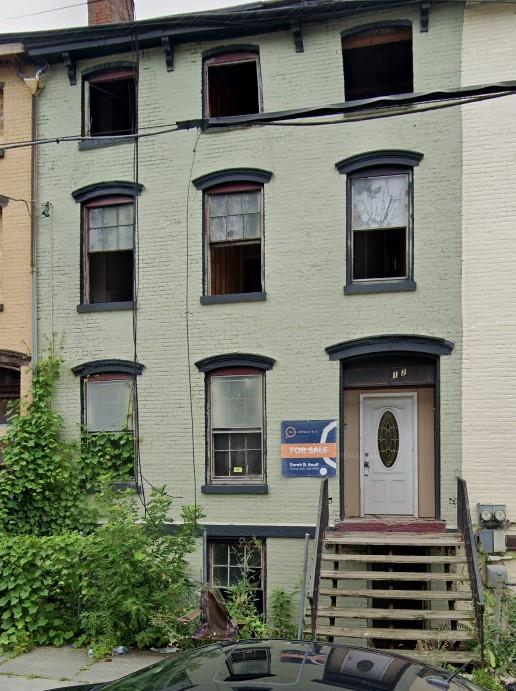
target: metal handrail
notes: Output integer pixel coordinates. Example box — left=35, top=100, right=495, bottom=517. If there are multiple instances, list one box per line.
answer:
left=308, top=478, right=329, bottom=640
left=457, top=477, right=485, bottom=663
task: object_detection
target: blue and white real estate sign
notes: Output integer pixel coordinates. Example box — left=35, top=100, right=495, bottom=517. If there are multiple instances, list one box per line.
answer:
left=281, top=420, right=337, bottom=477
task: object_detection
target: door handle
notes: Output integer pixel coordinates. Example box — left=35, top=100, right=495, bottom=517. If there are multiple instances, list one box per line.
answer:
left=363, top=459, right=370, bottom=476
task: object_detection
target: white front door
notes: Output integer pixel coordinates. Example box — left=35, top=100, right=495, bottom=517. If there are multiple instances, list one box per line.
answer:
left=361, top=393, right=417, bottom=516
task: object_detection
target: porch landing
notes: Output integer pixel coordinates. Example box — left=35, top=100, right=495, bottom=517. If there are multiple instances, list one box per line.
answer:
left=334, top=517, right=447, bottom=533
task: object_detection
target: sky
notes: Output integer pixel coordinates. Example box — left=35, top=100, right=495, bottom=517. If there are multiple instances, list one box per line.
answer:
left=0, top=0, right=250, bottom=33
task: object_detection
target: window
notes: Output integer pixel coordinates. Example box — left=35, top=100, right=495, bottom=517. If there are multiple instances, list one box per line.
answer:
left=209, top=539, right=265, bottom=613
left=209, top=370, right=264, bottom=482
left=0, top=367, right=20, bottom=429
left=206, top=184, right=263, bottom=296
left=350, top=169, right=410, bottom=282
left=84, top=197, right=134, bottom=304
left=204, top=51, right=261, bottom=118
left=84, top=373, right=133, bottom=432
left=84, top=68, right=136, bottom=137
left=342, top=26, right=413, bottom=101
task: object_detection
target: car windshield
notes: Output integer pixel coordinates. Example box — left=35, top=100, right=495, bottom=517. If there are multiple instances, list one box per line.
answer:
left=96, top=642, right=487, bottom=691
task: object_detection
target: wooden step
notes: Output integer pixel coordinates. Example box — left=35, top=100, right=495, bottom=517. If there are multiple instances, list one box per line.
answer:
left=313, top=608, right=474, bottom=621
left=376, top=649, right=480, bottom=665
left=307, top=626, right=475, bottom=641
left=322, top=554, right=467, bottom=564
left=325, top=532, right=462, bottom=547
left=320, top=570, right=467, bottom=582
left=318, top=588, right=472, bottom=600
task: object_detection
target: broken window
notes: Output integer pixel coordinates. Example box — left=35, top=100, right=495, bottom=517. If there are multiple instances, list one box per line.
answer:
left=206, top=185, right=263, bottom=296
left=209, top=539, right=265, bottom=613
left=342, top=26, right=413, bottom=101
left=0, top=367, right=20, bottom=428
left=84, top=69, right=136, bottom=137
left=350, top=170, right=411, bottom=282
left=84, top=198, right=134, bottom=304
left=209, top=370, right=264, bottom=482
left=84, top=373, right=133, bottom=432
left=204, top=51, right=261, bottom=118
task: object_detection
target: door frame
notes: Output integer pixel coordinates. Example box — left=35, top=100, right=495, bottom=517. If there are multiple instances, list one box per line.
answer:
left=359, top=392, right=418, bottom=517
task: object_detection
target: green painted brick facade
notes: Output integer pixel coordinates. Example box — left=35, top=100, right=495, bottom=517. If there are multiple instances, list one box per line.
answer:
left=35, top=2, right=464, bottom=604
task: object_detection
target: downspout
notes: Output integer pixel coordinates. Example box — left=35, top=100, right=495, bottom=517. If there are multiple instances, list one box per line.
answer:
left=30, top=89, right=37, bottom=366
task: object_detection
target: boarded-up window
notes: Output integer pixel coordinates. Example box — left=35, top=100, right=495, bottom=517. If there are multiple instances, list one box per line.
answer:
left=342, top=26, right=413, bottom=101
left=204, top=52, right=261, bottom=118
left=206, top=186, right=263, bottom=296
left=85, top=199, right=134, bottom=304
left=85, top=376, right=133, bottom=432
left=209, top=372, right=264, bottom=480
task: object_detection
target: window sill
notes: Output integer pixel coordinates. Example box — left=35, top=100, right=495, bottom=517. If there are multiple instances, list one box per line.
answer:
left=200, top=292, right=267, bottom=305
left=78, top=136, right=136, bottom=151
left=344, top=279, right=416, bottom=295
left=77, top=302, right=134, bottom=313
left=201, top=483, right=268, bottom=495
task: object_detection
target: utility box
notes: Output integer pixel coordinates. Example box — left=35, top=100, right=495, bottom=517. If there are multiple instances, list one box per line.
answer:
left=478, top=504, right=507, bottom=554
left=480, top=528, right=506, bottom=554
left=486, top=563, right=508, bottom=588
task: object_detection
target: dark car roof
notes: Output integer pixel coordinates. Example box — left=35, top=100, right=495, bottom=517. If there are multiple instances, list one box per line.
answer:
left=67, top=640, right=482, bottom=691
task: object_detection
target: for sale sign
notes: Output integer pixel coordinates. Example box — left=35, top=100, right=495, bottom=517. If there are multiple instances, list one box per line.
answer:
left=281, top=420, right=337, bottom=477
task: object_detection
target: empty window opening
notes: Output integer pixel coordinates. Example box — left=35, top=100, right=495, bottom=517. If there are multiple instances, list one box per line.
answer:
left=209, top=539, right=265, bottom=613
left=0, top=86, right=4, bottom=133
left=86, top=71, right=136, bottom=136
left=351, top=172, right=409, bottom=281
left=343, top=26, right=413, bottom=101
left=85, top=200, right=134, bottom=304
left=0, top=367, right=20, bottom=428
left=84, top=374, right=133, bottom=433
left=209, top=372, right=264, bottom=481
left=205, top=54, right=260, bottom=118
left=207, top=187, right=263, bottom=296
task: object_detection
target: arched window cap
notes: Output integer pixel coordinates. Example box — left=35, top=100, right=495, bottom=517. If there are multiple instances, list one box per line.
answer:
left=0, top=349, right=31, bottom=368
left=340, top=20, right=412, bottom=40
left=326, top=335, right=454, bottom=361
left=81, top=61, right=135, bottom=79
left=72, top=359, right=144, bottom=377
left=72, top=181, right=144, bottom=204
left=336, top=150, right=423, bottom=175
left=195, top=353, right=275, bottom=373
left=203, top=45, right=259, bottom=60
left=192, top=168, right=273, bottom=191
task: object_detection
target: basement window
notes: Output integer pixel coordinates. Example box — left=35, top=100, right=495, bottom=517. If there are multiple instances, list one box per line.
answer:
left=209, top=539, right=265, bottom=613
left=0, top=367, right=20, bottom=429
left=342, top=26, right=413, bottom=101
left=84, top=69, right=136, bottom=137
left=206, top=184, right=263, bottom=296
left=84, top=197, right=134, bottom=304
left=204, top=51, right=261, bottom=118
left=349, top=168, right=412, bottom=285
left=84, top=373, right=133, bottom=432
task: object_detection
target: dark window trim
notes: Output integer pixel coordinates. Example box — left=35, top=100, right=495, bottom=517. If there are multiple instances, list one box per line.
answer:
left=203, top=525, right=315, bottom=538
left=78, top=137, right=136, bottom=151
left=340, top=20, right=412, bottom=41
left=193, top=168, right=272, bottom=191
left=202, top=45, right=259, bottom=61
left=72, top=181, right=144, bottom=204
left=336, top=149, right=423, bottom=175
left=77, top=301, right=134, bottom=312
left=326, top=335, right=455, bottom=361
left=201, top=483, right=268, bottom=494
left=200, top=292, right=267, bottom=305
left=72, top=359, right=144, bottom=377
left=195, top=353, right=275, bottom=372
left=344, top=279, right=416, bottom=294
left=0, top=349, right=31, bottom=368
left=82, top=62, right=137, bottom=138
left=81, top=61, right=136, bottom=81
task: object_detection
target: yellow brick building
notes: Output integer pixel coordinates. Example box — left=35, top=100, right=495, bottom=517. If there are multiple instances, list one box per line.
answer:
left=0, top=45, right=34, bottom=439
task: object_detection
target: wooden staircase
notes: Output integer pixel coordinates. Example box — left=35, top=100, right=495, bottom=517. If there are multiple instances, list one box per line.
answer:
left=306, top=480, right=484, bottom=666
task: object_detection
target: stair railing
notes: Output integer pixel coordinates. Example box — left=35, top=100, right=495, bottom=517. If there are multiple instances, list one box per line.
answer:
left=457, top=477, right=485, bottom=663
left=308, top=478, right=329, bottom=640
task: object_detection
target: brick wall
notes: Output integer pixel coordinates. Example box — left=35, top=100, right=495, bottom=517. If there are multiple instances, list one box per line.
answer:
left=461, top=3, right=516, bottom=577
left=35, top=3, right=464, bottom=592
left=0, top=61, right=33, bottom=402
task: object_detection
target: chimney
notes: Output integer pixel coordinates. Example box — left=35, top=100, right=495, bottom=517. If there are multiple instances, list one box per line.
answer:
left=88, top=0, right=134, bottom=25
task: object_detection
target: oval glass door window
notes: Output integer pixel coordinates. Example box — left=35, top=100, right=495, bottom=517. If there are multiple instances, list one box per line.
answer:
left=377, top=410, right=399, bottom=468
